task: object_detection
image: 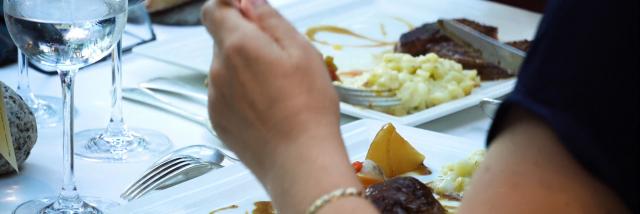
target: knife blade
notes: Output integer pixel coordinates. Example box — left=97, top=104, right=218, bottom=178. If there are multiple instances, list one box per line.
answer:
left=437, top=19, right=526, bottom=75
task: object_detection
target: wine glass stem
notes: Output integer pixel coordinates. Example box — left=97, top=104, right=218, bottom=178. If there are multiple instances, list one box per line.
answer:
left=16, top=50, right=39, bottom=108
left=58, top=68, right=81, bottom=205
left=105, top=40, right=128, bottom=138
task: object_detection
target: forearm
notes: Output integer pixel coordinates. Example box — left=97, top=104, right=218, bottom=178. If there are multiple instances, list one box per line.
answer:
left=259, top=126, right=378, bottom=214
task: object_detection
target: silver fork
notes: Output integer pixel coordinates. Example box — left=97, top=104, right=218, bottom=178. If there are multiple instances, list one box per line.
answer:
left=334, top=84, right=401, bottom=107
left=120, top=155, right=210, bottom=201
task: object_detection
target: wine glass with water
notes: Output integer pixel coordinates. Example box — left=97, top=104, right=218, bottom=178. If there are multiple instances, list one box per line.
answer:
left=75, top=2, right=173, bottom=163
left=4, top=0, right=127, bottom=212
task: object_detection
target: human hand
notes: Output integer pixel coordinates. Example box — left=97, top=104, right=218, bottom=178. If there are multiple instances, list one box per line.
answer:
left=202, top=0, right=342, bottom=180
left=201, top=1, right=380, bottom=213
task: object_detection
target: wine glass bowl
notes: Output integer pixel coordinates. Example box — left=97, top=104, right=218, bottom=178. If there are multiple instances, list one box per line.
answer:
left=4, top=0, right=127, bottom=212
left=5, top=0, right=127, bottom=70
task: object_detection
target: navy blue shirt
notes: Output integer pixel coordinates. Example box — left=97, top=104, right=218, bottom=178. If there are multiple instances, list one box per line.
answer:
left=487, top=0, right=639, bottom=212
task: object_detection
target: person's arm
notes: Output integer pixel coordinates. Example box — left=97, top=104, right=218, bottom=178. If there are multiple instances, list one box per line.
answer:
left=201, top=0, right=378, bottom=213
left=459, top=107, right=630, bottom=214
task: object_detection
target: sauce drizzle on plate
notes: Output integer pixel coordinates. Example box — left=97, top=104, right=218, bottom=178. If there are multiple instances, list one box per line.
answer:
left=305, top=17, right=414, bottom=49
left=209, top=204, right=239, bottom=214
left=305, top=25, right=396, bottom=48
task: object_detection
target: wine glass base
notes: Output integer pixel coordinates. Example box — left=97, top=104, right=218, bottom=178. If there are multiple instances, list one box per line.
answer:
left=74, top=128, right=172, bottom=163
left=30, top=95, right=63, bottom=128
left=13, top=196, right=119, bottom=214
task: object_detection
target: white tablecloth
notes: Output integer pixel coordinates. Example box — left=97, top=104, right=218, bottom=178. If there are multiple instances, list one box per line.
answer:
left=0, top=1, right=528, bottom=212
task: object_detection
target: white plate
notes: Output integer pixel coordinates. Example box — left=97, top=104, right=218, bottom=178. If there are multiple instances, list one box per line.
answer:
left=291, top=0, right=536, bottom=126
left=133, top=0, right=540, bottom=126
left=110, top=119, right=484, bottom=213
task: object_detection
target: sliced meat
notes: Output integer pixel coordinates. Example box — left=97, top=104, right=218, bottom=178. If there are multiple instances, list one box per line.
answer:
left=396, top=19, right=515, bottom=80
left=453, top=18, right=498, bottom=39
left=424, top=41, right=513, bottom=80
left=506, top=39, right=532, bottom=52
left=365, top=177, right=446, bottom=214
left=394, top=23, right=450, bottom=57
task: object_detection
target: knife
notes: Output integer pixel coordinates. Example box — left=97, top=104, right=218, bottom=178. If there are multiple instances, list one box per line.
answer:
left=437, top=19, right=526, bottom=75
left=122, top=87, right=239, bottom=161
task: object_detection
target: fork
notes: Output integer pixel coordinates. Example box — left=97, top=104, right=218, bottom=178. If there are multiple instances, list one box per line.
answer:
left=120, top=155, right=218, bottom=201
left=334, top=84, right=401, bottom=107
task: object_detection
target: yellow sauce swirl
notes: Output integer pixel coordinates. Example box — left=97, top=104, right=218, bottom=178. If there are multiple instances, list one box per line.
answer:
left=305, top=17, right=414, bottom=49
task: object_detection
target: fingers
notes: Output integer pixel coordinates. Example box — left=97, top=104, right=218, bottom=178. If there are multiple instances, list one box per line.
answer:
left=201, top=0, right=254, bottom=47
left=242, top=0, right=306, bottom=49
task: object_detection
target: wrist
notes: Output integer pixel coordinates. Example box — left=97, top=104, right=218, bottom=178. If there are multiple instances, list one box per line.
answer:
left=259, top=126, right=361, bottom=213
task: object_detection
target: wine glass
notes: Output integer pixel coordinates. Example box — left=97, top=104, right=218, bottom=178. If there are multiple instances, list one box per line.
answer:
left=4, top=0, right=127, bottom=212
left=75, top=2, right=172, bottom=162
left=16, top=50, right=63, bottom=128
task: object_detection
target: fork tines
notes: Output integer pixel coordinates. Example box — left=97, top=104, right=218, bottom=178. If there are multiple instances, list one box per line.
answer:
left=121, top=155, right=199, bottom=201
left=334, top=85, right=401, bottom=107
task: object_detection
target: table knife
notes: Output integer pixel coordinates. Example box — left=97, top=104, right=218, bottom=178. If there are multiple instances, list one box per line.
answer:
left=437, top=19, right=526, bottom=75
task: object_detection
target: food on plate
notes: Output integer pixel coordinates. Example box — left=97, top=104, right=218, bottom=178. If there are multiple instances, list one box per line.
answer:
left=252, top=201, right=275, bottom=214
left=304, top=17, right=414, bottom=50
left=338, top=52, right=480, bottom=115
left=430, top=150, right=486, bottom=200
left=324, top=55, right=340, bottom=81
left=305, top=25, right=395, bottom=49
left=365, top=123, right=430, bottom=178
left=353, top=160, right=386, bottom=187
left=209, top=204, right=239, bottom=214
left=351, top=123, right=430, bottom=187
left=396, top=18, right=515, bottom=80
left=505, top=39, right=532, bottom=52
left=453, top=18, right=498, bottom=39
left=365, top=176, right=446, bottom=214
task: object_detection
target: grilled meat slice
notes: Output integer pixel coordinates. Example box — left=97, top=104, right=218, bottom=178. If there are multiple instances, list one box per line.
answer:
left=396, top=19, right=514, bottom=80
left=506, top=39, right=531, bottom=52
left=394, top=23, right=450, bottom=57
left=365, top=177, right=446, bottom=214
left=424, top=41, right=512, bottom=80
left=453, top=18, right=498, bottom=39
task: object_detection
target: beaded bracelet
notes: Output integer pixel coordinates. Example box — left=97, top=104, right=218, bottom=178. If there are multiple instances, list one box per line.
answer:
left=306, top=187, right=363, bottom=214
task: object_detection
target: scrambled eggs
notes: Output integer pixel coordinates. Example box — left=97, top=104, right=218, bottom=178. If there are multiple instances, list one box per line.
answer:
left=430, top=150, right=486, bottom=199
left=339, top=53, right=480, bottom=115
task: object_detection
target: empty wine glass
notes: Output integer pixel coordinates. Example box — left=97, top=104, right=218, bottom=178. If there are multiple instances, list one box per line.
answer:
left=75, top=2, right=172, bottom=163
left=4, top=0, right=128, bottom=212
left=16, top=50, right=63, bottom=128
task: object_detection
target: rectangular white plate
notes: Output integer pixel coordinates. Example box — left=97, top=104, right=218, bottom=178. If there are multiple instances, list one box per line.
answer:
left=110, top=119, right=485, bottom=213
left=134, top=0, right=540, bottom=126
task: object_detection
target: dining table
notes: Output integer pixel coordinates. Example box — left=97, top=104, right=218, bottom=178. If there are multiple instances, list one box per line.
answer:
left=0, top=0, right=541, bottom=213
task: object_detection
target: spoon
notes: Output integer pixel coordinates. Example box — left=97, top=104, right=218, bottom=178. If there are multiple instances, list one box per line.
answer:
left=153, top=145, right=226, bottom=190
